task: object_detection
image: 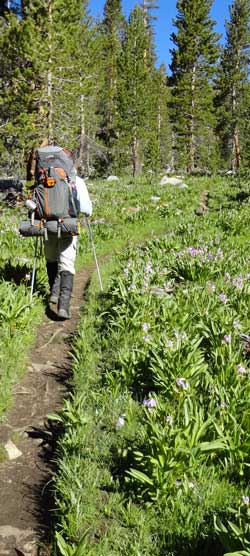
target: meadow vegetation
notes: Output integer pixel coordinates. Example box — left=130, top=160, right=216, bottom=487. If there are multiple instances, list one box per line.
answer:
left=50, top=174, right=250, bottom=556
left=0, top=175, right=249, bottom=554
left=0, top=205, right=44, bottom=417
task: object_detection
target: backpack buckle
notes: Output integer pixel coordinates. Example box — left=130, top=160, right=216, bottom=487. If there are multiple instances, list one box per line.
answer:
left=46, top=177, right=56, bottom=187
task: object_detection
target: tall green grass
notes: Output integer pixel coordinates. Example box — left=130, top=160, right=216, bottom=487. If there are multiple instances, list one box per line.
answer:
left=51, top=176, right=250, bottom=556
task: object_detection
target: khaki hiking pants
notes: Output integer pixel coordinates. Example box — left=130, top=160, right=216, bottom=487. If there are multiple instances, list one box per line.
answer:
left=44, top=235, right=77, bottom=275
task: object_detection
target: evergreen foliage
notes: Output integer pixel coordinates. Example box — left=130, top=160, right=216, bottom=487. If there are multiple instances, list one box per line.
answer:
left=215, top=0, right=250, bottom=170
left=169, top=0, right=220, bottom=173
left=99, top=0, right=125, bottom=172
left=116, top=5, right=157, bottom=176
left=0, top=0, right=249, bottom=177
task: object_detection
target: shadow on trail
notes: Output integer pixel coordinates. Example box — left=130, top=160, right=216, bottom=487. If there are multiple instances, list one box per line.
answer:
left=23, top=337, right=76, bottom=551
left=24, top=420, right=63, bottom=553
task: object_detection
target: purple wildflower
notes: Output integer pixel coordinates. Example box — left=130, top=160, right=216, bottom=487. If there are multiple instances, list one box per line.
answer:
left=166, top=415, right=173, bottom=425
left=143, top=335, right=150, bottom=343
left=237, top=364, right=248, bottom=375
left=232, top=276, right=244, bottom=290
left=143, top=398, right=157, bottom=411
left=142, top=323, right=150, bottom=332
left=219, top=293, right=229, bottom=304
left=176, top=377, right=189, bottom=390
left=242, top=495, right=250, bottom=505
left=144, top=261, right=153, bottom=274
left=223, top=334, right=231, bottom=344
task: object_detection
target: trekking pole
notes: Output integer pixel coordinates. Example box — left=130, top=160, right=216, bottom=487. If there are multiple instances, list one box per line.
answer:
left=30, top=236, right=39, bottom=305
left=85, top=217, right=103, bottom=292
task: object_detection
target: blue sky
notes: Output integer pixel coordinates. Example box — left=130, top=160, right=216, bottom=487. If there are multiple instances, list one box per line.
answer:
left=89, top=0, right=231, bottom=71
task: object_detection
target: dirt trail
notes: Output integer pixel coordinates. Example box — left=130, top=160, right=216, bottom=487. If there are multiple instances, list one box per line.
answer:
left=0, top=266, right=93, bottom=556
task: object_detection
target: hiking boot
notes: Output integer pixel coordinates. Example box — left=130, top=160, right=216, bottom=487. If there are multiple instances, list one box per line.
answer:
left=50, top=272, right=60, bottom=304
left=58, top=271, right=74, bottom=320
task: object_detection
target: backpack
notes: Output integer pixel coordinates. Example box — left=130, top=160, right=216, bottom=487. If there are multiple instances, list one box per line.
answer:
left=33, top=145, right=76, bottom=221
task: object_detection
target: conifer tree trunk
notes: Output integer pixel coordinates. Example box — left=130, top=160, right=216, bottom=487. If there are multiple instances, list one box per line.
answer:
left=232, top=49, right=241, bottom=170
left=188, top=62, right=197, bottom=173
left=215, top=0, right=249, bottom=170
left=232, top=82, right=241, bottom=170
left=132, top=135, right=142, bottom=177
left=170, top=0, right=219, bottom=172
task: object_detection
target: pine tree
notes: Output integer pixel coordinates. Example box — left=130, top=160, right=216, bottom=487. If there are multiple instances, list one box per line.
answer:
left=156, top=64, right=172, bottom=170
left=0, top=0, right=101, bottom=175
left=169, top=0, right=219, bottom=173
left=99, top=0, right=124, bottom=171
left=116, top=5, right=156, bottom=176
left=0, top=9, right=40, bottom=174
left=215, top=0, right=250, bottom=170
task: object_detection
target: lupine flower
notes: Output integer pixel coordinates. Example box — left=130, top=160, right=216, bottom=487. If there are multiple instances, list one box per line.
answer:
left=223, top=334, right=231, bottom=344
left=237, top=364, right=248, bottom=375
left=232, top=276, right=244, bottom=290
left=144, top=261, right=153, bottom=274
left=166, top=415, right=173, bottom=425
left=143, top=398, right=157, bottom=410
left=242, top=495, right=250, bottom=505
left=142, top=323, right=150, bottom=332
left=176, top=377, right=189, bottom=390
left=219, top=293, right=229, bottom=303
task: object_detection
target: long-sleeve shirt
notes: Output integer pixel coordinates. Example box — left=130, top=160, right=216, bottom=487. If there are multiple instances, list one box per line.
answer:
left=71, top=176, right=92, bottom=216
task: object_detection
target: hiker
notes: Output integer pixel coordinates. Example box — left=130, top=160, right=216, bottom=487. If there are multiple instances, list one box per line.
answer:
left=45, top=171, right=92, bottom=319
left=31, top=145, right=92, bottom=320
